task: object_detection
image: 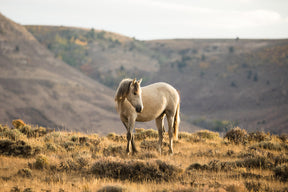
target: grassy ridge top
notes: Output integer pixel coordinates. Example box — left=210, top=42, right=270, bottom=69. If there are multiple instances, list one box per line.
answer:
left=1, top=120, right=288, bottom=191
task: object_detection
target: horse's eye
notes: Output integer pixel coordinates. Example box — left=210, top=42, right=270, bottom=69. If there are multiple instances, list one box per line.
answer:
left=133, top=92, right=137, bottom=95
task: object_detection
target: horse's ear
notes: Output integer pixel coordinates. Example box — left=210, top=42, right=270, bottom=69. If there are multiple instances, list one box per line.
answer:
left=132, top=78, right=136, bottom=84
left=137, top=78, right=142, bottom=84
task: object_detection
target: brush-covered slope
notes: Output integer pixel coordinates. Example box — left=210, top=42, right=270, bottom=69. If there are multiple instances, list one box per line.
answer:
left=148, top=39, right=288, bottom=134
left=1, top=122, right=288, bottom=191
left=25, top=25, right=159, bottom=87
left=0, top=13, right=123, bottom=134
left=26, top=24, right=288, bottom=134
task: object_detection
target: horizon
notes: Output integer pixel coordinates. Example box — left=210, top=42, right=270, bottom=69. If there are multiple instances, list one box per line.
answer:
left=23, top=24, right=288, bottom=41
left=1, top=0, right=288, bottom=40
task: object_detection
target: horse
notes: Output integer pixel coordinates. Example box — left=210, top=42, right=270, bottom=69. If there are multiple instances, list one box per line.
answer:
left=114, top=78, right=180, bottom=154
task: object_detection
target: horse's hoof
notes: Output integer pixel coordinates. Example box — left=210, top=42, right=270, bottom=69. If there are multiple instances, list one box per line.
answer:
left=132, top=148, right=138, bottom=154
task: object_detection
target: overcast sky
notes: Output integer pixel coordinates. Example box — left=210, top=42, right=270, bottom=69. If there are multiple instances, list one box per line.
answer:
left=1, top=0, right=288, bottom=40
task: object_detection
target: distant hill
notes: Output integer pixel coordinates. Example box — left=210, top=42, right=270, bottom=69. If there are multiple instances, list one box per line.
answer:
left=26, top=25, right=288, bottom=134
left=148, top=39, right=288, bottom=134
left=25, top=25, right=159, bottom=88
left=0, top=13, right=125, bottom=134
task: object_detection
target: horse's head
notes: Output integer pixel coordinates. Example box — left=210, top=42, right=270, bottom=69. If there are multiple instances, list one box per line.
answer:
left=126, top=78, right=144, bottom=113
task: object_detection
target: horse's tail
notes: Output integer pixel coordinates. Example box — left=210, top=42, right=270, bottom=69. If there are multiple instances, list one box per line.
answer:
left=173, top=93, right=180, bottom=140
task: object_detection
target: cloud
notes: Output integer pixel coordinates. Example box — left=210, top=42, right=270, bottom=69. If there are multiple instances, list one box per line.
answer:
left=240, top=10, right=281, bottom=26
left=1, top=0, right=287, bottom=39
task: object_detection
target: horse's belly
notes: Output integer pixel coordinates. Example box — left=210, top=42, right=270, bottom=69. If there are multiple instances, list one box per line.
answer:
left=135, top=104, right=165, bottom=122
left=136, top=114, right=156, bottom=122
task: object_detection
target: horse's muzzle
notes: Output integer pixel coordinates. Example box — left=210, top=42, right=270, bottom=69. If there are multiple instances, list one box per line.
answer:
left=136, top=106, right=143, bottom=113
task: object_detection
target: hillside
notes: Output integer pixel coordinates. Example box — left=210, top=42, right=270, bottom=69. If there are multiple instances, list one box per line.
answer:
left=26, top=25, right=288, bottom=134
left=148, top=39, right=288, bottom=134
left=0, top=13, right=123, bottom=134
left=1, top=122, right=288, bottom=191
left=25, top=25, right=159, bottom=87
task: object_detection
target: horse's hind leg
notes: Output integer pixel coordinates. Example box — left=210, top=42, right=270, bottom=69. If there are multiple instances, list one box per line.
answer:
left=166, top=113, right=175, bottom=154
left=155, top=113, right=165, bottom=154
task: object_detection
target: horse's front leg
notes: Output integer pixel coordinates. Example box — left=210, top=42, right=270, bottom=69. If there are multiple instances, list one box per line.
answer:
left=122, top=116, right=137, bottom=155
left=131, top=131, right=138, bottom=154
left=127, top=120, right=137, bottom=155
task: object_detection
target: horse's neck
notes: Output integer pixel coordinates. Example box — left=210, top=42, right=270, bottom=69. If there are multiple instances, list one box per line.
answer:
left=119, top=99, right=136, bottom=115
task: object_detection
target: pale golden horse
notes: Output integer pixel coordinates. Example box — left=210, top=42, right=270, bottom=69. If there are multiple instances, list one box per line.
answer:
left=115, top=78, right=180, bottom=154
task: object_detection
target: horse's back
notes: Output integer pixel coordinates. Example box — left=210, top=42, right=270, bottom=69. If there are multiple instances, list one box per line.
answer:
left=136, top=82, right=179, bottom=122
left=144, top=82, right=179, bottom=101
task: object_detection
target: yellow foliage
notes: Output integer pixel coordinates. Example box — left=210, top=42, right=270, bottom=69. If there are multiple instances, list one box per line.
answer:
left=227, top=64, right=238, bottom=72
left=74, top=38, right=87, bottom=46
left=12, top=119, right=26, bottom=129
left=199, top=61, right=210, bottom=69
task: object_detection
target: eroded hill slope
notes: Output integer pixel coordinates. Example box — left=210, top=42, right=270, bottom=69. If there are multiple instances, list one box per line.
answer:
left=0, top=13, right=123, bottom=134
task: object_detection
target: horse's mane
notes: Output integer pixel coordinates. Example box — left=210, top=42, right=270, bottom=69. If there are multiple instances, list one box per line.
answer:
left=114, top=78, right=133, bottom=103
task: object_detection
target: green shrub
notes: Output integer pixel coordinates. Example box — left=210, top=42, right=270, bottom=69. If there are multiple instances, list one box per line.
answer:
left=59, top=158, right=78, bottom=171
left=134, top=128, right=158, bottom=140
left=23, top=188, right=33, bottom=192
left=0, top=124, right=9, bottom=132
left=248, top=131, right=270, bottom=142
left=279, top=134, right=288, bottom=143
left=35, top=154, right=49, bottom=169
left=17, top=168, right=32, bottom=178
left=275, top=154, right=288, bottom=166
left=71, top=135, right=78, bottom=142
left=97, top=185, right=126, bottom=192
left=46, top=143, right=58, bottom=152
left=0, top=128, right=23, bottom=141
left=79, top=136, right=89, bottom=144
left=178, top=132, right=191, bottom=139
left=186, top=160, right=236, bottom=173
left=178, top=132, right=200, bottom=142
left=196, top=130, right=219, bottom=140
left=103, top=145, right=124, bottom=157
left=274, top=165, right=288, bottom=182
left=0, top=139, right=36, bottom=157
left=107, top=133, right=125, bottom=142
left=254, top=141, right=283, bottom=151
left=20, top=125, right=33, bottom=137
left=62, top=141, right=76, bottom=151
left=91, top=159, right=182, bottom=182
left=186, top=163, right=207, bottom=171
left=11, top=186, right=21, bottom=192
left=33, top=126, right=49, bottom=137
left=224, top=127, right=248, bottom=144
left=237, top=156, right=273, bottom=169
left=76, top=156, right=90, bottom=168
left=192, top=118, right=237, bottom=132
left=245, top=181, right=262, bottom=192
left=140, top=140, right=159, bottom=151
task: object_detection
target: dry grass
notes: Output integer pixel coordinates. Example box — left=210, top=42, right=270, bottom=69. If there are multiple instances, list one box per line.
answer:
left=1, top=121, right=288, bottom=191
